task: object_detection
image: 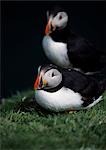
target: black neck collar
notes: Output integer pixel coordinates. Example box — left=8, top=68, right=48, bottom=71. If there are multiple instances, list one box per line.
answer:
left=50, top=24, right=71, bottom=43
left=42, top=81, right=63, bottom=93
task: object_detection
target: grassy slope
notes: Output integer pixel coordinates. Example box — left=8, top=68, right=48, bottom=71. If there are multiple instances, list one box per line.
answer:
left=0, top=90, right=106, bottom=150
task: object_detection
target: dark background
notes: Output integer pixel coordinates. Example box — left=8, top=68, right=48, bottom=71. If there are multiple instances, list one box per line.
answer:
left=1, top=1, right=106, bottom=98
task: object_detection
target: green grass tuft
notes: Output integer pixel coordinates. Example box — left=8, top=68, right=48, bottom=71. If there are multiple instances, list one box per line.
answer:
left=0, top=90, right=106, bottom=150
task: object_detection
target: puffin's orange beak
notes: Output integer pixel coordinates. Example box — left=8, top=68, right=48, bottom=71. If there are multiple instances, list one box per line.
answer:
left=34, top=74, right=48, bottom=90
left=34, top=75, right=40, bottom=90
left=45, top=18, right=56, bottom=35
left=45, top=22, right=50, bottom=35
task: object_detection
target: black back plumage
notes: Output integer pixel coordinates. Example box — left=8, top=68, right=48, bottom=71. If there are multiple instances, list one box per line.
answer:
left=61, top=68, right=103, bottom=98
left=67, top=35, right=106, bottom=73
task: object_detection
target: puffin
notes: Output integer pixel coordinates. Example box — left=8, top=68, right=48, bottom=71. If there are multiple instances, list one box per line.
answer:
left=34, top=64, right=104, bottom=112
left=42, top=6, right=106, bottom=73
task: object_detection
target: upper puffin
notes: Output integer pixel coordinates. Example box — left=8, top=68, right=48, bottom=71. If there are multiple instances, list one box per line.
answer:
left=42, top=6, right=106, bottom=73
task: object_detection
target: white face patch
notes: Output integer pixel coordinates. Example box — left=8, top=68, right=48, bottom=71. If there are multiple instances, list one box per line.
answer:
left=52, top=12, right=68, bottom=29
left=42, top=69, right=62, bottom=89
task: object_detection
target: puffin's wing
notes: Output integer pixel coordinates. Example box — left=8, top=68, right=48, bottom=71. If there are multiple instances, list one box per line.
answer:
left=88, top=67, right=106, bottom=90
left=67, top=37, right=100, bottom=72
left=62, top=69, right=101, bottom=98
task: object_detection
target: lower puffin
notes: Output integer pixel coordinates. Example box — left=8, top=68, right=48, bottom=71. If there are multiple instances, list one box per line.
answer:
left=34, top=64, right=104, bottom=112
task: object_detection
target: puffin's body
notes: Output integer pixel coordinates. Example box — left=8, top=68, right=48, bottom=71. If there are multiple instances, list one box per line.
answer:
left=34, top=64, right=104, bottom=112
left=42, top=7, right=106, bottom=73
left=43, top=35, right=70, bottom=68
left=35, top=87, right=102, bottom=112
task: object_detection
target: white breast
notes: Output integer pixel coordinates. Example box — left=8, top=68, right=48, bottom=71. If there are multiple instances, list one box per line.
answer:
left=42, top=35, right=70, bottom=68
left=35, top=87, right=83, bottom=112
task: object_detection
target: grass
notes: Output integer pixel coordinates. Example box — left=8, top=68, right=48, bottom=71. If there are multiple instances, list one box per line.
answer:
left=0, top=90, right=106, bottom=150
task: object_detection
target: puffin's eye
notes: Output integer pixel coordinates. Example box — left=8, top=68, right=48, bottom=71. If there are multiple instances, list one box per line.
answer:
left=59, top=15, right=62, bottom=20
left=51, top=72, right=55, bottom=77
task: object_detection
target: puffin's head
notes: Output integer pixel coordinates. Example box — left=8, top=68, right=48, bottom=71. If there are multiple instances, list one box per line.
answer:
left=45, top=7, right=68, bottom=35
left=34, top=64, right=62, bottom=90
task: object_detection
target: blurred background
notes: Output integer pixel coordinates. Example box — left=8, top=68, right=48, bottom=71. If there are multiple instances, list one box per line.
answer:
left=1, top=1, right=106, bottom=98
